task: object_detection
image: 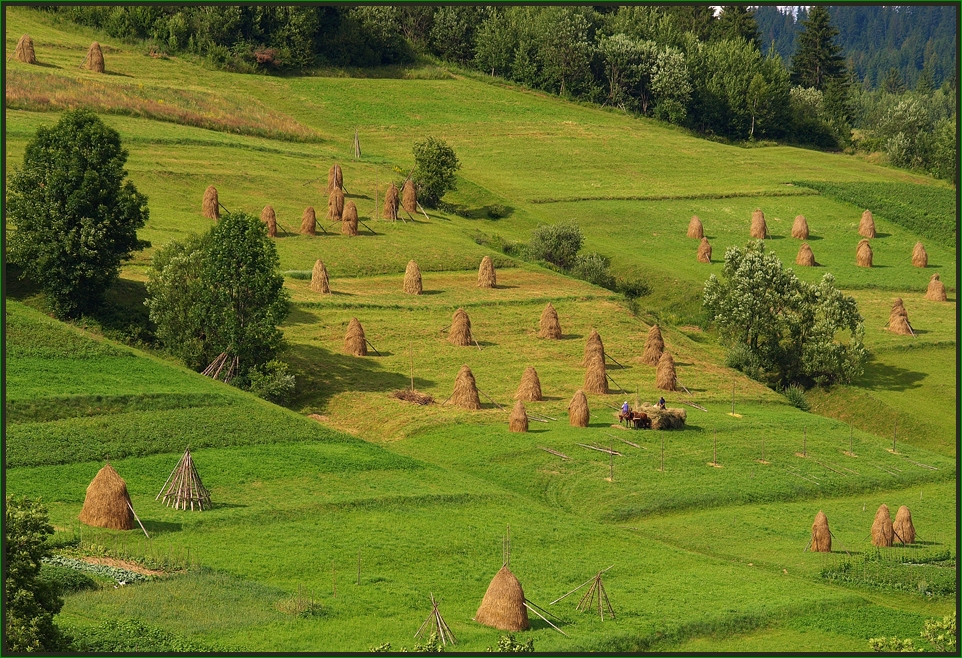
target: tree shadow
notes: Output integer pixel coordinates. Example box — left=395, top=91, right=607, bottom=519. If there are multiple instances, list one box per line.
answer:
left=806, top=235, right=824, bottom=241
left=284, top=306, right=319, bottom=326
left=140, top=520, right=183, bottom=535
left=857, top=358, right=926, bottom=393
left=493, top=284, right=520, bottom=289
left=560, top=333, right=584, bottom=341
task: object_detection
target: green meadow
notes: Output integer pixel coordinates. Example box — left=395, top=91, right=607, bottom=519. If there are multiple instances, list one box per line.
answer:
left=4, top=8, right=956, bottom=652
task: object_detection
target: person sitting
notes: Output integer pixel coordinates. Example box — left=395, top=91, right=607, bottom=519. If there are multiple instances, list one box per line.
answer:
left=657, top=396, right=666, bottom=409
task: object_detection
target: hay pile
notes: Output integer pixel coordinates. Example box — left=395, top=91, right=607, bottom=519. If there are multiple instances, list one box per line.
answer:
left=310, top=259, right=331, bottom=294
left=810, top=510, right=831, bottom=552
left=344, top=317, right=367, bottom=356
left=912, top=242, right=927, bottom=267
left=687, top=215, right=704, bottom=239
left=509, top=400, right=529, bottom=433
left=515, top=366, right=542, bottom=401
left=261, top=205, right=277, bottom=238
left=796, top=243, right=816, bottom=266
left=328, top=188, right=345, bottom=222
left=655, top=352, right=678, bottom=391
left=750, top=208, right=767, bottom=239
left=697, top=237, right=712, bottom=263
left=893, top=505, right=915, bottom=544
left=300, top=207, right=316, bottom=235
left=638, top=403, right=686, bottom=430
left=341, top=200, right=359, bottom=236
left=871, top=504, right=893, bottom=547
left=15, top=34, right=36, bottom=64
left=392, top=390, right=434, bottom=405
left=856, top=239, right=873, bottom=267
left=925, top=273, right=947, bottom=301
left=859, top=209, right=876, bottom=238
left=568, top=390, right=589, bottom=427
left=792, top=215, right=809, bottom=239
left=382, top=183, right=399, bottom=220
left=202, top=185, right=219, bottom=221
left=641, top=325, right=664, bottom=366
left=327, top=163, right=343, bottom=193
left=451, top=365, right=481, bottom=410
left=402, top=179, right=417, bottom=213
left=582, top=330, right=604, bottom=367
left=84, top=41, right=104, bottom=72
left=538, top=303, right=562, bottom=339
left=887, top=298, right=913, bottom=335
left=583, top=352, right=608, bottom=394
left=78, top=463, right=134, bottom=530
left=478, top=255, right=497, bottom=288
left=403, top=260, right=422, bottom=294
left=448, top=308, right=473, bottom=346
left=475, top=565, right=529, bottom=631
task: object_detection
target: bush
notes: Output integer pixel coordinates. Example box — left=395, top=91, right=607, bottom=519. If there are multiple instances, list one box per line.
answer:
left=783, top=384, right=810, bottom=411
left=572, top=252, right=615, bottom=288
left=412, top=137, right=461, bottom=208
left=487, top=634, right=535, bottom=652
left=246, top=359, right=296, bottom=402
left=528, top=221, right=584, bottom=270
left=487, top=203, right=507, bottom=219
left=38, top=565, right=98, bottom=595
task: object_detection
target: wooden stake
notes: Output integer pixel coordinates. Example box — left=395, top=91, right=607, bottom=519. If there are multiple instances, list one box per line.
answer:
left=126, top=501, right=150, bottom=539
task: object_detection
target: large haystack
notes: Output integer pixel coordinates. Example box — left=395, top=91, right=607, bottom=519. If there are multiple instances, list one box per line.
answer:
left=641, top=325, right=664, bottom=366
left=568, top=390, right=589, bottom=427
left=796, top=243, right=816, bottom=266
left=912, top=242, right=927, bottom=268
left=859, top=209, right=876, bottom=238
left=451, top=365, right=481, bottom=410
left=655, top=352, right=678, bottom=391
left=344, top=317, right=367, bottom=356
left=538, top=303, right=562, bottom=339
left=887, top=298, right=913, bottom=335
left=697, top=237, right=712, bottom=263
left=202, top=185, right=219, bottom=221
left=15, top=34, right=36, bottom=64
left=792, top=215, right=809, bottom=239
left=475, top=565, right=529, bottom=631
left=310, top=259, right=331, bottom=294
left=341, top=200, right=358, bottom=236
left=582, top=330, right=604, bottom=367
left=750, top=208, right=767, bottom=239
left=300, top=207, right=316, bottom=235
left=810, top=510, right=831, bottom=552
left=84, top=41, right=104, bottom=73
left=856, top=239, right=873, bottom=267
left=871, top=504, right=894, bottom=547
left=687, top=215, right=704, bottom=239
left=328, top=188, right=345, bottom=222
left=893, top=505, right=915, bottom=544
left=382, top=183, right=399, bottom=220
left=638, top=403, right=686, bottom=430
left=478, top=256, right=497, bottom=288
left=402, top=179, right=417, bottom=213
left=79, top=463, right=134, bottom=530
left=515, top=366, right=543, bottom=401
left=261, top=205, right=277, bottom=238
left=448, top=308, right=473, bottom=346
left=403, top=260, right=422, bottom=294
left=925, top=273, right=947, bottom=301
left=509, top=400, right=529, bottom=433
left=327, top=163, right=343, bottom=194
left=583, top=353, right=608, bottom=394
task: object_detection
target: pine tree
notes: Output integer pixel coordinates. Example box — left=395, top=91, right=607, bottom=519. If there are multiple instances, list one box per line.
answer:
left=716, top=6, right=760, bottom=49
left=790, top=6, right=846, bottom=91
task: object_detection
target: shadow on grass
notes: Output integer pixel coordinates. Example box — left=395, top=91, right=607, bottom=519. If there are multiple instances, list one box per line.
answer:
left=858, top=359, right=926, bottom=393
left=140, top=520, right=184, bottom=535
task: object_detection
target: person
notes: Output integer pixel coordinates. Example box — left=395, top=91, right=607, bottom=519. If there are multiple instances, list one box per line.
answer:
left=657, top=396, right=666, bottom=409
left=622, top=400, right=630, bottom=416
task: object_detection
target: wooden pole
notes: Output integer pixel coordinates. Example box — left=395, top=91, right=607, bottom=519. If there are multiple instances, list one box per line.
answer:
left=126, top=501, right=150, bottom=539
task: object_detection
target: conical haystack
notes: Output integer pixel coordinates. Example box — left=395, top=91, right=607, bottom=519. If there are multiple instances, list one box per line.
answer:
left=893, top=505, right=915, bottom=544
left=583, top=353, right=608, bottom=394
left=568, top=390, right=589, bottom=427
left=402, top=179, right=417, bottom=213
left=871, top=504, right=893, bottom=547
left=582, top=330, right=604, bottom=367
left=697, top=237, right=712, bottom=263
left=15, top=34, right=36, bottom=64
left=687, top=215, right=704, bottom=239
left=448, top=308, right=473, bottom=346
left=925, top=273, right=947, bottom=301
left=84, top=41, right=104, bottom=72
left=327, top=163, right=343, bottom=194
left=911, top=242, right=927, bottom=268
left=538, top=302, right=562, bottom=339
left=403, top=260, right=422, bottom=294
left=451, top=365, right=481, bottom=410
left=656, top=351, right=678, bottom=391
left=859, top=209, right=876, bottom=238
left=889, top=297, right=907, bottom=321
left=796, top=243, right=816, bottom=266
left=887, top=298, right=913, bottom=335
left=341, top=200, right=358, bottom=236
left=328, top=188, right=345, bottom=222
left=856, top=239, right=872, bottom=267
left=641, top=325, right=664, bottom=366
left=344, top=317, right=367, bottom=356
left=509, top=400, right=529, bottom=433
left=750, top=208, right=767, bottom=239
left=792, top=215, right=809, bottom=239
left=382, top=183, right=399, bottom=220
left=478, top=255, right=497, bottom=288
left=300, top=207, right=316, bottom=235
left=810, top=510, right=831, bottom=552
left=158, top=448, right=212, bottom=511
left=79, top=463, right=134, bottom=530
left=310, top=259, right=331, bottom=294
left=261, top=205, right=277, bottom=238
left=515, top=366, right=543, bottom=401
left=474, top=565, right=529, bottom=631
left=202, top=185, right=219, bottom=221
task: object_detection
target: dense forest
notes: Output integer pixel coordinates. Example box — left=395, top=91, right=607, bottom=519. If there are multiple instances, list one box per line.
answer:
left=49, top=5, right=956, bottom=182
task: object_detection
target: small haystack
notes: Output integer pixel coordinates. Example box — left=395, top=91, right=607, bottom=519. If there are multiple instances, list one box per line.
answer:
left=310, top=259, right=331, bottom=294
left=403, top=260, right=423, bottom=294
left=84, top=41, right=104, bottom=73
left=79, top=463, right=134, bottom=530
left=478, top=255, right=497, bottom=288
left=859, top=209, right=876, bottom=238
left=697, top=237, right=712, bottom=263
left=583, top=353, right=608, bottom=395
left=538, top=302, right=562, bottom=339
left=15, top=34, right=36, bottom=64
left=638, top=403, right=686, bottom=430
left=796, top=243, right=816, bottom=266
left=475, top=565, right=529, bottom=631
left=328, top=188, right=345, bottom=222
left=344, top=317, right=367, bottom=356
left=382, top=183, right=399, bottom=220
left=568, top=390, right=589, bottom=427
left=871, top=504, right=894, bottom=547
left=655, top=351, right=678, bottom=391
left=912, top=242, right=928, bottom=268
left=750, top=208, right=767, bottom=239
left=856, top=239, right=873, bottom=267
left=327, top=163, right=343, bottom=194
left=810, top=510, right=831, bottom=553
left=341, top=200, right=359, bottom=236
left=925, top=273, right=947, bottom=301
left=687, top=215, right=704, bottom=239
left=641, top=325, right=664, bottom=366
left=157, top=448, right=211, bottom=511
left=451, top=365, right=481, bottom=410
left=509, top=400, right=529, bottom=433
left=402, top=179, right=417, bottom=214
left=448, top=308, right=473, bottom=346
left=893, top=505, right=915, bottom=544
left=515, top=366, right=543, bottom=402
left=261, top=205, right=277, bottom=238
left=202, top=185, right=219, bottom=221
left=582, top=330, right=604, bottom=367
left=300, top=207, right=316, bottom=235
left=887, top=298, right=914, bottom=335
left=792, top=215, right=809, bottom=239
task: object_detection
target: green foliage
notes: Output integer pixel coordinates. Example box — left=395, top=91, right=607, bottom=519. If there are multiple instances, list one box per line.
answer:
left=38, top=564, right=98, bottom=595
left=412, top=137, right=461, bottom=208
left=69, top=618, right=228, bottom=652
left=790, top=7, right=846, bottom=91
left=782, top=384, right=810, bottom=411
left=7, top=109, right=149, bottom=319
left=42, top=555, right=154, bottom=585
left=488, top=634, right=535, bottom=652
left=528, top=221, right=584, bottom=270
left=246, top=359, right=296, bottom=402
left=822, top=550, right=957, bottom=598
left=868, top=636, right=918, bottom=652
left=870, top=611, right=957, bottom=653
left=369, top=632, right=444, bottom=652
left=572, top=252, right=615, bottom=289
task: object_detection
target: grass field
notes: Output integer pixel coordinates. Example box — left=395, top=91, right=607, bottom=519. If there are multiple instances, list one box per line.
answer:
left=4, top=8, right=957, bottom=653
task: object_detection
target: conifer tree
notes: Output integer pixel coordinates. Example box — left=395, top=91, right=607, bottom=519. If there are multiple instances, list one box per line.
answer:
left=790, top=6, right=846, bottom=91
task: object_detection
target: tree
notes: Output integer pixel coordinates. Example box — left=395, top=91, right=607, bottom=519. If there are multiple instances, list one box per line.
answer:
left=715, top=6, right=760, bottom=49
left=882, top=67, right=906, bottom=95
left=536, top=8, right=595, bottom=97
left=7, top=110, right=149, bottom=319
left=4, top=496, right=68, bottom=652
left=412, top=137, right=461, bottom=208
left=790, top=6, right=846, bottom=91
left=528, top=221, right=584, bottom=270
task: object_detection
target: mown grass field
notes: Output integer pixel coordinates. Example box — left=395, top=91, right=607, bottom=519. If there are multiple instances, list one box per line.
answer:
left=4, top=8, right=957, bottom=653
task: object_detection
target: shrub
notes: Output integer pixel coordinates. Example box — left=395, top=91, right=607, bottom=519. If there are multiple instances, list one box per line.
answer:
left=246, top=359, right=296, bottom=402
left=412, top=137, right=461, bottom=208
left=487, top=203, right=508, bottom=219
left=572, top=252, right=615, bottom=288
left=487, top=634, right=535, bottom=652
left=528, top=221, right=584, bottom=270
left=783, top=384, right=810, bottom=411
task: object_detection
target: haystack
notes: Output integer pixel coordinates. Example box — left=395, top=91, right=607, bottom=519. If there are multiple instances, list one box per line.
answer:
left=328, top=188, right=345, bottom=222
left=475, top=565, right=529, bottom=631
left=796, top=243, right=816, bottom=266
left=402, top=179, right=417, bottom=213
left=403, top=260, right=422, bottom=294
left=655, top=352, right=678, bottom=391
left=478, top=255, right=497, bottom=288
left=327, top=163, right=343, bottom=194
left=310, top=259, right=331, bottom=294
left=568, top=390, right=589, bottom=427
left=538, top=302, right=562, bottom=339
left=448, top=308, right=473, bottom=346
left=792, top=215, right=809, bottom=239
left=889, top=297, right=908, bottom=320
left=515, top=366, right=543, bottom=401
left=300, top=207, right=316, bottom=235
left=15, top=34, right=36, bottom=64
left=871, top=504, right=893, bottom=547
left=509, top=400, right=529, bottom=433
left=344, top=317, right=367, bottom=356
left=451, top=365, right=481, bottom=410
left=750, top=208, right=767, bottom=239
left=887, top=298, right=913, bottom=335
left=382, top=183, right=399, bottom=220
left=79, top=463, right=134, bottom=530
left=261, top=205, right=277, bottom=238
left=583, top=353, right=608, bottom=395
left=859, top=209, right=876, bottom=238
left=697, top=237, right=712, bottom=263
left=912, top=242, right=927, bottom=268
left=157, top=448, right=211, bottom=511
left=202, top=185, right=219, bottom=221
left=856, top=239, right=873, bottom=267
left=893, top=505, right=915, bottom=544
left=582, top=330, right=604, bottom=367
left=638, top=403, right=686, bottom=430
left=341, top=200, right=358, bottom=236
left=810, top=510, right=831, bottom=552
left=84, top=41, right=104, bottom=72
left=925, top=273, right=947, bottom=301
left=641, top=325, right=664, bottom=366
left=687, top=215, right=704, bottom=239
